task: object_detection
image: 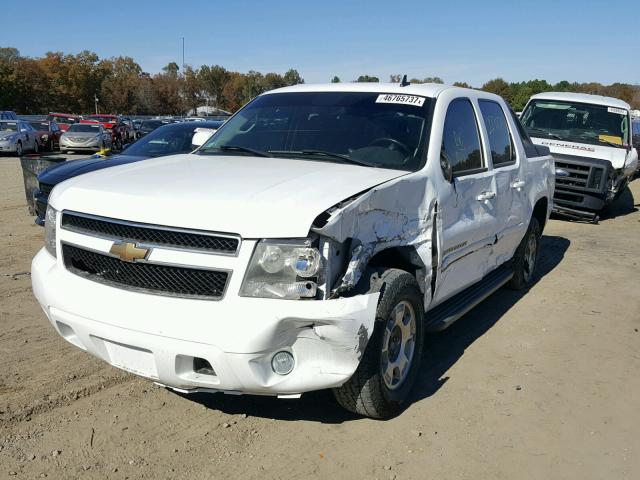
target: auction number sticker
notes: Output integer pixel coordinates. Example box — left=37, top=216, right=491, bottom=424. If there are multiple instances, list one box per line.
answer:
left=607, top=107, right=626, bottom=115
left=376, top=94, right=425, bottom=107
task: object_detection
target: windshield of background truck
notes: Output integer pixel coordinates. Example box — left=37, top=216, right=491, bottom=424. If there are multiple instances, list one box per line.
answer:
left=521, top=99, right=629, bottom=149
left=200, top=92, right=433, bottom=171
left=0, top=122, right=19, bottom=132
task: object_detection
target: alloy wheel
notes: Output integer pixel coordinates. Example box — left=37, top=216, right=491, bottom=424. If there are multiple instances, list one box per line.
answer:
left=381, top=300, right=417, bottom=390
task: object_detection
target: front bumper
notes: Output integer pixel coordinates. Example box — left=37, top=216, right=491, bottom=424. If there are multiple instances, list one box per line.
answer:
left=60, top=138, right=101, bottom=150
left=32, top=248, right=378, bottom=396
left=0, top=141, right=17, bottom=152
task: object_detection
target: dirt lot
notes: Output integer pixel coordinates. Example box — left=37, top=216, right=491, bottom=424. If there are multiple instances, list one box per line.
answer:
left=1, top=156, right=639, bottom=480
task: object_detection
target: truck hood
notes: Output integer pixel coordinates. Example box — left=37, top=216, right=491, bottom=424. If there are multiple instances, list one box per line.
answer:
left=530, top=137, right=629, bottom=169
left=50, top=154, right=407, bottom=238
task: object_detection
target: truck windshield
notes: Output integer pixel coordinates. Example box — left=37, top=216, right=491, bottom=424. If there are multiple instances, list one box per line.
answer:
left=521, top=99, right=629, bottom=149
left=199, top=92, right=433, bottom=171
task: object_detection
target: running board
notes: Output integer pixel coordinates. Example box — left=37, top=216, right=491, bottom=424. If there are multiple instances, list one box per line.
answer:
left=426, top=266, right=514, bottom=332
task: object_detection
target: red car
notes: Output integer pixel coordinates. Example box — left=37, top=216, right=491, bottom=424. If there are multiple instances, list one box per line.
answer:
left=28, top=120, right=63, bottom=151
left=46, top=113, right=81, bottom=132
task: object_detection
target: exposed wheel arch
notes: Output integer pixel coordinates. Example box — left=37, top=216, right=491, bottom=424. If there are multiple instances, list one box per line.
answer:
left=532, top=197, right=548, bottom=233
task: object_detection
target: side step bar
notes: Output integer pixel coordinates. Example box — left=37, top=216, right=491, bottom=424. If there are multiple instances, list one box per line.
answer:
left=426, top=266, right=514, bottom=332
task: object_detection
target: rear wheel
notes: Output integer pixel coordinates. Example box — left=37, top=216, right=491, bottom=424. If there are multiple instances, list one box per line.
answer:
left=508, top=217, right=541, bottom=290
left=15, top=141, right=23, bottom=157
left=333, top=269, right=425, bottom=419
left=33, top=140, right=39, bottom=153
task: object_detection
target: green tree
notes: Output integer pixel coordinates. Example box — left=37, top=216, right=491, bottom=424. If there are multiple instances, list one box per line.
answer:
left=356, top=75, right=379, bottom=82
left=283, top=68, right=304, bottom=85
left=331, top=76, right=341, bottom=83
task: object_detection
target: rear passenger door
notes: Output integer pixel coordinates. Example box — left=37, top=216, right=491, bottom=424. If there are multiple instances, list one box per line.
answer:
left=477, top=100, right=528, bottom=265
left=433, top=98, right=498, bottom=305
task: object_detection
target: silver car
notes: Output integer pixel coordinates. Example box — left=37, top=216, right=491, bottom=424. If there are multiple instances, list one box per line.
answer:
left=0, top=120, right=39, bottom=156
left=60, top=123, right=112, bottom=153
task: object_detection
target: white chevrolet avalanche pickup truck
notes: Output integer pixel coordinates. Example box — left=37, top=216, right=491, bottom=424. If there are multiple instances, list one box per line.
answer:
left=32, top=83, right=554, bottom=418
left=520, top=92, right=638, bottom=220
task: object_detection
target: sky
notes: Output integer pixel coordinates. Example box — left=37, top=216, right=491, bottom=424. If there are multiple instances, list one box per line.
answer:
left=2, top=0, right=638, bottom=86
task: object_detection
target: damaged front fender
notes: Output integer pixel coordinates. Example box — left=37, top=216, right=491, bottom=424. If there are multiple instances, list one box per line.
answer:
left=313, top=175, right=438, bottom=300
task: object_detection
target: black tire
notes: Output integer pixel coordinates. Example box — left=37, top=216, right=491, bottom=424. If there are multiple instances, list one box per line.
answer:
left=507, top=217, right=541, bottom=290
left=15, top=141, right=22, bottom=157
left=333, top=268, right=425, bottom=419
left=33, top=140, right=39, bottom=153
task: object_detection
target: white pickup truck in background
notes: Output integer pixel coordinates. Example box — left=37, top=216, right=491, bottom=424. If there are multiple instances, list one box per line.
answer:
left=520, top=92, right=638, bottom=220
left=32, top=82, right=554, bottom=418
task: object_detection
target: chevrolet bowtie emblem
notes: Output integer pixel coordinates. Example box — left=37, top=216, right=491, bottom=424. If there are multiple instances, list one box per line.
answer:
left=109, top=241, right=149, bottom=263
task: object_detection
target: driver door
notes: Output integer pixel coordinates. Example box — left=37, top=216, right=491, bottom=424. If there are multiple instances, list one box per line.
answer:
left=432, top=98, right=498, bottom=305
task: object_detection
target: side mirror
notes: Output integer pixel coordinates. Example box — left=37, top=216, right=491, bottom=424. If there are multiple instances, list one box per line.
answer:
left=191, top=128, right=216, bottom=148
left=440, top=151, right=453, bottom=183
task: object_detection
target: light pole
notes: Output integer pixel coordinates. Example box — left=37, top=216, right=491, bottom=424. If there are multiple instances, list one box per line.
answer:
left=94, top=94, right=99, bottom=114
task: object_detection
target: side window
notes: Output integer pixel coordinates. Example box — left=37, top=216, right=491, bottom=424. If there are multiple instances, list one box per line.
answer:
left=479, top=100, right=515, bottom=167
left=441, top=98, right=484, bottom=175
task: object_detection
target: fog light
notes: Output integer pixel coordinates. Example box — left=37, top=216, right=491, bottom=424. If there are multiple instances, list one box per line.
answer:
left=271, top=351, right=295, bottom=375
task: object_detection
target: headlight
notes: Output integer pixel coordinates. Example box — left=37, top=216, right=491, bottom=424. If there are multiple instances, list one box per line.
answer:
left=240, top=240, right=322, bottom=299
left=44, top=205, right=58, bottom=258
left=42, top=134, right=48, bottom=141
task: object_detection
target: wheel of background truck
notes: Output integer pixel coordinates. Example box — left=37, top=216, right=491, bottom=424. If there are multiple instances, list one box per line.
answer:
left=15, top=141, right=22, bottom=157
left=507, top=217, right=541, bottom=290
left=33, top=141, right=39, bottom=153
left=333, top=268, right=425, bottom=419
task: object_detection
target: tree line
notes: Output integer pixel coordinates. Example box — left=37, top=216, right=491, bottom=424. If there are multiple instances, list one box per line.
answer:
left=1, top=46, right=638, bottom=115
left=0, top=47, right=303, bottom=115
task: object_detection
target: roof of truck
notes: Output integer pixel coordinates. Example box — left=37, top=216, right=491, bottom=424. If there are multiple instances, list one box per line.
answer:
left=265, top=82, right=455, bottom=98
left=529, top=92, right=630, bottom=110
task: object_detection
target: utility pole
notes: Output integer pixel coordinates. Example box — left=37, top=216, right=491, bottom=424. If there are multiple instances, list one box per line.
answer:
left=182, top=37, right=185, bottom=72
left=94, top=94, right=99, bottom=114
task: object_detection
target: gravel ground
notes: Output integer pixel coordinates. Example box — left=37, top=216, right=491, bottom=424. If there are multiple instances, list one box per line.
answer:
left=1, top=156, right=639, bottom=479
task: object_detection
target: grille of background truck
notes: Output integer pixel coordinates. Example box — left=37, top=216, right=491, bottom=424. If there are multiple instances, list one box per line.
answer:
left=61, top=212, right=240, bottom=254
left=554, top=161, right=605, bottom=192
left=61, top=243, right=229, bottom=300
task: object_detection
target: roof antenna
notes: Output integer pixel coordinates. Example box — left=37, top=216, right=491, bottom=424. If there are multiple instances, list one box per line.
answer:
left=400, top=74, right=410, bottom=87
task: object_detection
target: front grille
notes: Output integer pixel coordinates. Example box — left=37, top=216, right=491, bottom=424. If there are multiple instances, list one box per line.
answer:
left=555, top=161, right=605, bottom=192
left=61, top=212, right=240, bottom=254
left=62, top=243, right=229, bottom=300
left=39, top=183, right=54, bottom=197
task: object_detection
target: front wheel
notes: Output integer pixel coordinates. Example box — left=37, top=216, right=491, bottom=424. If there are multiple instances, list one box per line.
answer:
left=507, top=217, right=541, bottom=290
left=15, top=141, right=23, bottom=157
left=333, top=269, right=425, bottom=419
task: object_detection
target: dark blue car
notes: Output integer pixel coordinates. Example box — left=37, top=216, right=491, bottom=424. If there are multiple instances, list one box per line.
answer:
left=34, top=120, right=223, bottom=224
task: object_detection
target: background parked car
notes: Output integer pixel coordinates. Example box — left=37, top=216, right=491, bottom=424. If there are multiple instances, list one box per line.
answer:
left=0, top=120, right=39, bottom=155
left=1, top=111, right=19, bottom=120
left=46, top=112, right=80, bottom=131
left=138, top=119, right=170, bottom=137
left=34, top=120, right=222, bottom=223
left=28, top=120, right=63, bottom=151
left=59, top=123, right=112, bottom=154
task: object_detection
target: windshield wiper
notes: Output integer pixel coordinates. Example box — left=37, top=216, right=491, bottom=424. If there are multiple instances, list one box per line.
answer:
left=527, top=127, right=563, bottom=140
left=268, top=149, right=374, bottom=168
left=212, top=145, right=273, bottom=157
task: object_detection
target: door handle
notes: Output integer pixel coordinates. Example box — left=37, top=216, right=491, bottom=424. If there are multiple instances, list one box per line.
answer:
left=476, top=191, right=496, bottom=201
left=511, top=180, right=526, bottom=189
